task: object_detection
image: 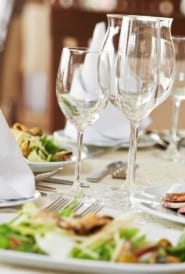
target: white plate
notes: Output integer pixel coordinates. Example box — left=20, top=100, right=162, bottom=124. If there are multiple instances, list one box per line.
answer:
left=0, top=207, right=184, bottom=273
left=54, top=130, right=156, bottom=148
left=0, top=191, right=40, bottom=207
left=27, top=151, right=87, bottom=173
left=134, top=184, right=185, bottom=224
left=0, top=238, right=185, bottom=274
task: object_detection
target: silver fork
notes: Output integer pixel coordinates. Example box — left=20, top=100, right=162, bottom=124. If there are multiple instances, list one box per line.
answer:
left=44, top=195, right=103, bottom=216
left=44, top=195, right=71, bottom=211
left=75, top=202, right=103, bottom=217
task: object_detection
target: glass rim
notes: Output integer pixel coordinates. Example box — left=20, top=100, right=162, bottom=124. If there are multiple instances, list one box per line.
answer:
left=106, top=13, right=173, bottom=21
left=62, top=47, right=101, bottom=54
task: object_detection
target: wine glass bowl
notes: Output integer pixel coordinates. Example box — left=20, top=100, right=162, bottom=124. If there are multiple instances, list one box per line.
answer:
left=156, top=18, right=175, bottom=106
left=56, top=47, right=108, bottom=195
left=166, top=36, right=185, bottom=161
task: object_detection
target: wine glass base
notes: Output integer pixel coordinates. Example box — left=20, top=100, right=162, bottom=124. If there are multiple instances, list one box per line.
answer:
left=93, top=185, right=133, bottom=213
left=162, top=148, right=184, bottom=163
left=70, top=179, right=102, bottom=205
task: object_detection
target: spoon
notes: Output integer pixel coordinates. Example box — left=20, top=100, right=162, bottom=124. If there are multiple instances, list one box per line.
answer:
left=87, top=161, right=127, bottom=182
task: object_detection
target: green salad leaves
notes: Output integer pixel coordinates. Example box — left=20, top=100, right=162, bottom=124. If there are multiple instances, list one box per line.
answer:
left=11, top=128, right=72, bottom=162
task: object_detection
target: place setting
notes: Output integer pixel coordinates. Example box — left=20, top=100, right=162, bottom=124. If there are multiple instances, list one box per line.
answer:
left=2, top=11, right=185, bottom=274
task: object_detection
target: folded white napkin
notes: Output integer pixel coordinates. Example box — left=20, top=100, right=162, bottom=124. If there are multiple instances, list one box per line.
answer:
left=0, top=110, right=35, bottom=200
left=64, top=22, right=151, bottom=145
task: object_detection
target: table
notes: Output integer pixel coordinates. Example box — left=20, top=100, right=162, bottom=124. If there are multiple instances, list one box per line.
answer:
left=0, top=146, right=185, bottom=273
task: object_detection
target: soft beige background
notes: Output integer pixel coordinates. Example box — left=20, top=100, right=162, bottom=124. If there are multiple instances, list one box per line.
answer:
left=1, top=2, right=185, bottom=132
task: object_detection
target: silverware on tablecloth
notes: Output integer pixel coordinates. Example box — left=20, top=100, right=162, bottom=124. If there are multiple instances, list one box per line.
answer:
left=112, top=165, right=127, bottom=179
left=35, top=142, right=124, bottom=183
left=42, top=177, right=73, bottom=185
left=35, top=167, right=63, bottom=182
left=145, top=130, right=169, bottom=149
left=44, top=194, right=103, bottom=216
left=41, top=161, right=127, bottom=185
left=86, top=161, right=127, bottom=182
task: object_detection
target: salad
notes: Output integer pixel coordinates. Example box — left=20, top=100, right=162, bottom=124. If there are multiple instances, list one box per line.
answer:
left=11, top=123, right=72, bottom=162
left=0, top=202, right=185, bottom=264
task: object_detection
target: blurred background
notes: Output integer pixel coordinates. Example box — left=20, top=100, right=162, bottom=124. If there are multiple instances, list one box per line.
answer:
left=1, top=0, right=185, bottom=133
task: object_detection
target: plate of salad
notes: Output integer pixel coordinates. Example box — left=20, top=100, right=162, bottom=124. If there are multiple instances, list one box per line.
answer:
left=0, top=202, right=185, bottom=273
left=11, top=123, right=85, bottom=172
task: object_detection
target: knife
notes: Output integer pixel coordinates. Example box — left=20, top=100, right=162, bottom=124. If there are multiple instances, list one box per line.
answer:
left=41, top=177, right=91, bottom=188
left=42, top=177, right=73, bottom=185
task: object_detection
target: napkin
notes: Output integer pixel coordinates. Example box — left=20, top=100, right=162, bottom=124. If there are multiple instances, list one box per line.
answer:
left=0, top=110, right=35, bottom=199
left=64, top=22, right=151, bottom=145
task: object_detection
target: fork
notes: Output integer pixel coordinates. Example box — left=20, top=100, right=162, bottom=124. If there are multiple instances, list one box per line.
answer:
left=44, top=195, right=103, bottom=216
left=44, top=195, right=72, bottom=212
left=75, top=203, right=103, bottom=217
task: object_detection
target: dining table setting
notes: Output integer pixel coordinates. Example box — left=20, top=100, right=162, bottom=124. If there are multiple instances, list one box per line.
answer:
left=1, top=132, right=185, bottom=274
left=1, top=12, right=185, bottom=274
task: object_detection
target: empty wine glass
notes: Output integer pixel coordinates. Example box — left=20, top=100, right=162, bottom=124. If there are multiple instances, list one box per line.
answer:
left=166, top=36, right=185, bottom=161
left=98, top=15, right=175, bottom=208
left=115, top=16, right=164, bottom=205
left=99, top=14, right=174, bottom=112
left=56, top=47, right=108, bottom=196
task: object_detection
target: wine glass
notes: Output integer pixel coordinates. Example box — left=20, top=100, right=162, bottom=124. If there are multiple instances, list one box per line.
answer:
left=115, top=15, right=173, bottom=206
left=56, top=47, right=108, bottom=197
left=165, top=36, right=185, bottom=161
left=98, top=15, right=175, bottom=207
left=99, top=14, right=174, bottom=112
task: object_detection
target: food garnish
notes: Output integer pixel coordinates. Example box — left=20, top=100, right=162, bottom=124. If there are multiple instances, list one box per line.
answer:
left=11, top=123, right=72, bottom=162
left=0, top=202, right=185, bottom=264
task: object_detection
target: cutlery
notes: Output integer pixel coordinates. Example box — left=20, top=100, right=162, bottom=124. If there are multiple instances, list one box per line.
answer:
left=112, top=165, right=127, bottom=179
left=145, top=130, right=169, bottom=149
left=36, top=184, right=56, bottom=191
left=86, top=161, right=127, bottom=182
left=35, top=142, right=124, bottom=183
left=177, top=137, right=185, bottom=150
left=44, top=194, right=103, bottom=216
left=76, top=203, right=103, bottom=217
left=41, top=160, right=127, bottom=184
left=42, top=177, right=73, bottom=185
left=35, top=167, right=63, bottom=182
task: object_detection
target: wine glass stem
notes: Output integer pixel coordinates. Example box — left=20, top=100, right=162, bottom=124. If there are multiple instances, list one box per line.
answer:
left=127, top=121, right=139, bottom=203
left=73, top=130, right=83, bottom=193
left=171, top=98, right=181, bottom=151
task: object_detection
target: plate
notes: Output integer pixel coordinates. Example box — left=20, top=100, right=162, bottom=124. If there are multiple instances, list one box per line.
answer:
left=27, top=151, right=87, bottom=173
left=0, top=206, right=184, bottom=273
left=134, top=184, right=185, bottom=224
left=0, top=191, right=40, bottom=208
left=54, top=130, right=156, bottom=148
left=0, top=236, right=185, bottom=274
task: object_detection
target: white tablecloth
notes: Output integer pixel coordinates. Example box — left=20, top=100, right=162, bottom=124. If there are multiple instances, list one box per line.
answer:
left=0, top=146, right=185, bottom=273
